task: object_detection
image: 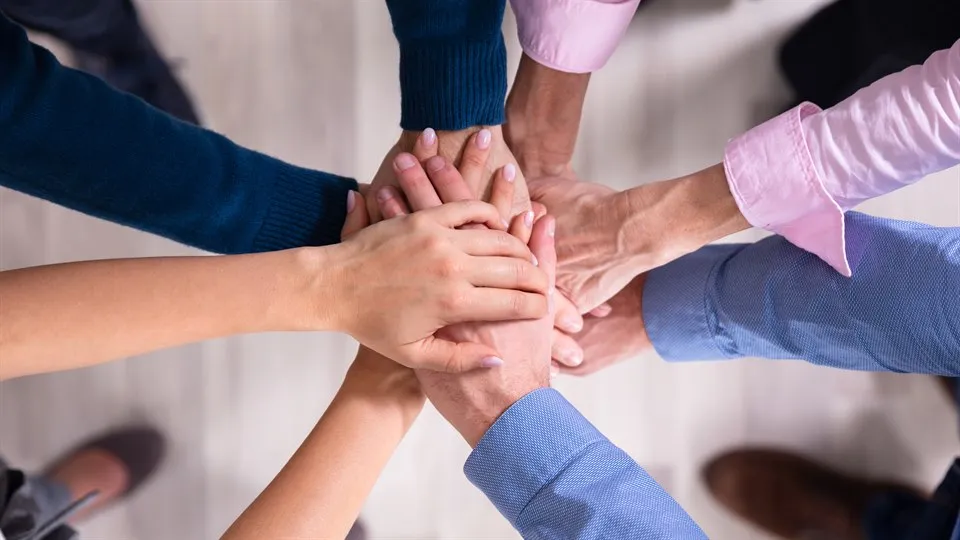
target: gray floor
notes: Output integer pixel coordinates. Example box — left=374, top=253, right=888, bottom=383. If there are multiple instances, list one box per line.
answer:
left=1, top=1, right=959, bottom=538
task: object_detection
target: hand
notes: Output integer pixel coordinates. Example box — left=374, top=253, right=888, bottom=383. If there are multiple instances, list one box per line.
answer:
left=326, top=191, right=549, bottom=373
left=375, top=140, right=554, bottom=447
left=366, top=126, right=531, bottom=224
left=554, top=275, right=652, bottom=377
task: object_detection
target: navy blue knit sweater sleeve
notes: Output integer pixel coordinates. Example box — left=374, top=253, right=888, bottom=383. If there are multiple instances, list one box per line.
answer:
left=386, top=0, right=507, bottom=130
left=0, top=14, right=356, bottom=254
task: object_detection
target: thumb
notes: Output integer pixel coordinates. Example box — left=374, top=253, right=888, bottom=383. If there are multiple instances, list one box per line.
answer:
left=528, top=215, right=557, bottom=309
left=411, top=336, right=504, bottom=373
left=341, top=190, right=370, bottom=239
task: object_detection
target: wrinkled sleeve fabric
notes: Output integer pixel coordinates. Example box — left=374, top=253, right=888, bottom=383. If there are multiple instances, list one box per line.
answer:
left=643, top=212, right=960, bottom=375
left=465, top=388, right=707, bottom=539
left=386, top=0, right=508, bottom=130
left=0, top=13, right=356, bottom=253
left=511, top=0, right=641, bottom=73
left=724, top=38, right=960, bottom=276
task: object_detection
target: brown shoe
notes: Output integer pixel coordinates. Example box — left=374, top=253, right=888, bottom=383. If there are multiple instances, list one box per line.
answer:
left=702, top=448, right=923, bottom=540
left=43, top=425, right=166, bottom=523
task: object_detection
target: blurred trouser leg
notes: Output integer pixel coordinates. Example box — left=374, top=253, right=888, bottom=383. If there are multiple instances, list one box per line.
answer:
left=864, top=459, right=960, bottom=540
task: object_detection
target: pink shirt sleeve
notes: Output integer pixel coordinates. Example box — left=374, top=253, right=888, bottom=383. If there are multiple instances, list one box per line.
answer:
left=510, top=0, right=641, bottom=73
left=724, top=37, right=960, bottom=277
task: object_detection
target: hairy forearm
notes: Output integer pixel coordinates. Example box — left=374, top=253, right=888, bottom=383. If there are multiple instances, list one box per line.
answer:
left=223, top=350, right=424, bottom=539
left=505, top=53, right=591, bottom=174
left=0, top=250, right=328, bottom=380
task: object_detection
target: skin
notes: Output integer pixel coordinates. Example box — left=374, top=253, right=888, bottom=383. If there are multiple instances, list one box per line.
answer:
left=0, top=198, right=550, bottom=380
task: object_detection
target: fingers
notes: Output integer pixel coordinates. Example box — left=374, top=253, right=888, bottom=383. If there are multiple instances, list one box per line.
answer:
left=419, top=200, right=508, bottom=231
left=377, top=186, right=411, bottom=219
left=452, top=288, right=549, bottom=322
left=393, top=153, right=443, bottom=211
left=489, top=164, right=517, bottom=221
left=590, top=303, right=613, bottom=318
left=412, top=128, right=438, bottom=162
left=341, top=190, right=369, bottom=239
left=469, top=257, right=549, bottom=294
left=528, top=215, right=558, bottom=307
left=531, top=201, right=548, bottom=222
left=413, top=336, right=504, bottom=373
left=459, top=129, right=492, bottom=190
left=424, top=156, right=475, bottom=203
left=554, top=293, right=584, bottom=334
left=508, top=209, right=535, bottom=245
left=454, top=229, right=533, bottom=261
left=552, top=329, right=584, bottom=368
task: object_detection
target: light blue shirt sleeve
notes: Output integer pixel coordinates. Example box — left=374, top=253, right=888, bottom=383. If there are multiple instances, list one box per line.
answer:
left=464, top=388, right=706, bottom=539
left=643, top=212, right=960, bottom=374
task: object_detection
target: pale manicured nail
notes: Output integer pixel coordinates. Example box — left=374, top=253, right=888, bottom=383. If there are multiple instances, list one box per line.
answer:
left=376, top=188, right=393, bottom=202
left=548, top=288, right=556, bottom=313
left=501, top=218, right=510, bottom=229
left=523, top=211, right=534, bottom=228
left=503, top=163, right=516, bottom=182
left=532, top=254, right=539, bottom=267
left=477, top=129, right=492, bottom=149
left=395, top=153, right=416, bottom=171
left=548, top=220, right=556, bottom=237
left=481, top=356, right=504, bottom=368
left=426, top=155, right=445, bottom=172
left=550, top=363, right=560, bottom=377
left=346, top=190, right=356, bottom=213
left=564, top=349, right=583, bottom=366
left=422, top=128, right=437, bottom=146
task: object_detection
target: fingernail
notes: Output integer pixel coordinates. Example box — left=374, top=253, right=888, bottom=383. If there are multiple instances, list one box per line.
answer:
left=377, top=188, right=393, bottom=202
left=548, top=219, right=556, bottom=237
left=550, top=363, right=560, bottom=377
left=395, top=153, right=416, bottom=171
left=562, top=316, right=583, bottom=333
left=426, top=156, right=445, bottom=172
left=532, top=254, right=539, bottom=267
left=477, top=129, right=492, bottom=149
left=523, top=211, right=534, bottom=228
left=501, top=218, right=510, bottom=229
left=346, top=190, right=356, bottom=213
left=503, top=163, right=516, bottom=182
left=548, top=288, right=556, bottom=313
left=422, top=128, right=437, bottom=146
left=563, top=349, right=583, bottom=366
left=481, top=356, right=504, bottom=368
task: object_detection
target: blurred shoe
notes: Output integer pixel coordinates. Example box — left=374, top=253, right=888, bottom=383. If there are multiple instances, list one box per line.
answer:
left=43, top=425, right=166, bottom=523
left=703, top=448, right=922, bottom=540
left=346, top=520, right=367, bottom=540
left=74, top=26, right=200, bottom=125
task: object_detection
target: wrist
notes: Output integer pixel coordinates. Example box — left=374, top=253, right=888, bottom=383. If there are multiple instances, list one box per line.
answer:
left=505, top=54, right=590, bottom=174
left=287, top=244, right=351, bottom=333
left=622, top=164, right=750, bottom=264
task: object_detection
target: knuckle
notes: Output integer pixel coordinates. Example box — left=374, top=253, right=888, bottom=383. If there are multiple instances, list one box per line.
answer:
left=440, top=287, right=469, bottom=312
left=435, top=255, right=461, bottom=278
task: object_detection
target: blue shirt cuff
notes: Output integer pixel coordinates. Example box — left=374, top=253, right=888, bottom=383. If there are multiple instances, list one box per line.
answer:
left=643, top=244, right=743, bottom=361
left=463, top=388, right=606, bottom=526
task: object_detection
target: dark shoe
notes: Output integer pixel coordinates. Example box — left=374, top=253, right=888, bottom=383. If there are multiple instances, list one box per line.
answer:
left=43, top=425, right=166, bottom=522
left=703, top=448, right=923, bottom=540
left=75, top=29, right=200, bottom=125
left=346, top=520, right=367, bottom=540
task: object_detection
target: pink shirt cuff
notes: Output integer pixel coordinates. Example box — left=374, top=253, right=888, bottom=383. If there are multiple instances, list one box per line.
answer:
left=511, top=0, right=642, bottom=73
left=724, top=103, right=852, bottom=277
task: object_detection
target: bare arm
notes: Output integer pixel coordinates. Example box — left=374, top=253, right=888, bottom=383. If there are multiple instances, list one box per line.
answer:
left=0, top=250, right=318, bottom=380
left=222, top=347, right=424, bottom=540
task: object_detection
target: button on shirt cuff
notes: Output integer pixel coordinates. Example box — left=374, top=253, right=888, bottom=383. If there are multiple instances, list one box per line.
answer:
left=724, top=103, right=851, bottom=276
left=512, top=0, right=641, bottom=73
left=463, top=388, right=606, bottom=525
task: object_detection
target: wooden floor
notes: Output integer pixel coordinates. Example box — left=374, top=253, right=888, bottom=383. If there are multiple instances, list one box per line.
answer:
left=1, top=1, right=958, bottom=538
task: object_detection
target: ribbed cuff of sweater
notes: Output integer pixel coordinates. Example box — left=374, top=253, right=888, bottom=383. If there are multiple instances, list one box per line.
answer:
left=254, top=164, right=358, bottom=251
left=399, top=36, right=507, bottom=131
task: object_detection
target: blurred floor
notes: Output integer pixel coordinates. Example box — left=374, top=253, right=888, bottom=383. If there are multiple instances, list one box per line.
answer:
left=1, top=0, right=958, bottom=539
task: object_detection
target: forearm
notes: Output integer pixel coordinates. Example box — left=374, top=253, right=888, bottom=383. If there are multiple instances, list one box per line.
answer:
left=643, top=212, right=960, bottom=374
left=0, top=14, right=355, bottom=253
left=505, top=54, right=591, bottom=174
left=0, top=250, right=326, bottom=380
left=223, top=350, right=424, bottom=539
